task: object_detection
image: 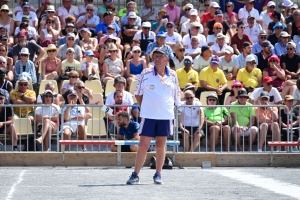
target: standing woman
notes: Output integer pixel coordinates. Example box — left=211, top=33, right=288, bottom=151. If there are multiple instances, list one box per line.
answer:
left=225, top=80, right=243, bottom=106
left=40, top=17, right=60, bottom=46
left=0, top=44, right=13, bottom=81
left=126, top=46, right=147, bottom=90
left=223, top=2, right=237, bottom=27
left=41, top=44, right=61, bottom=80
left=102, top=44, right=124, bottom=85
left=0, top=5, right=15, bottom=36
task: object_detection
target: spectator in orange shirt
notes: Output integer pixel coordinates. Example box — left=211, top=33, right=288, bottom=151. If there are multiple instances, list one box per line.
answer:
left=255, top=91, right=281, bottom=152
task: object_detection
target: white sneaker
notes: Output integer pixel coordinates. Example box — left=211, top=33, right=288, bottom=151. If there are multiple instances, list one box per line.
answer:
left=88, top=74, right=97, bottom=80
left=258, top=149, right=262, bottom=153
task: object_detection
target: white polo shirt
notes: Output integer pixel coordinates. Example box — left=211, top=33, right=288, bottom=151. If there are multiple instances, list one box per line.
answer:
left=57, top=5, right=79, bottom=23
left=184, top=47, right=201, bottom=55
left=15, top=11, right=38, bottom=27
left=133, top=31, right=156, bottom=41
left=249, top=87, right=282, bottom=104
left=165, top=32, right=182, bottom=44
left=207, top=34, right=230, bottom=45
left=135, top=66, right=181, bottom=119
left=244, top=24, right=263, bottom=44
left=238, top=6, right=260, bottom=25
left=171, top=56, right=185, bottom=70
left=181, top=19, right=203, bottom=34
left=105, top=90, right=134, bottom=106
left=76, top=15, right=100, bottom=31
left=182, top=33, right=207, bottom=49
left=210, top=43, right=228, bottom=53
left=178, top=101, right=202, bottom=127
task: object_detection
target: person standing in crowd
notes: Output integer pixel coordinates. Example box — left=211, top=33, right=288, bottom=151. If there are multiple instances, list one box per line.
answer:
left=126, top=47, right=180, bottom=185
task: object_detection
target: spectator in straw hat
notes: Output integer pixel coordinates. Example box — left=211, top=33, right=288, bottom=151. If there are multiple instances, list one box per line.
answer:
left=36, top=0, right=51, bottom=25
left=0, top=4, right=15, bottom=36
left=169, top=43, right=185, bottom=70
left=41, top=44, right=60, bottom=81
left=39, top=5, right=61, bottom=32
left=179, top=3, right=194, bottom=26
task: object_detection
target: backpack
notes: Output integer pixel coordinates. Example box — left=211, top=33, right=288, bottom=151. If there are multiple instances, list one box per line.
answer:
left=150, top=156, right=173, bottom=169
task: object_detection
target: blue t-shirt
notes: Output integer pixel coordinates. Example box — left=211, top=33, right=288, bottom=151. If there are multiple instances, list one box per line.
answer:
left=95, top=22, right=120, bottom=37
left=151, top=22, right=166, bottom=32
left=119, top=120, right=139, bottom=140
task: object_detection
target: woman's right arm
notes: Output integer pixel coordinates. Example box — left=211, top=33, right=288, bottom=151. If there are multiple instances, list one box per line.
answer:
left=41, top=59, right=46, bottom=79
left=103, top=62, right=115, bottom=78
left=126, top=59, right=131, bottom=77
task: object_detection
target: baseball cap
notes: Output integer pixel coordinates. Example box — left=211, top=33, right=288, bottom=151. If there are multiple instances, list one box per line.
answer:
left=103, top=11, right=113, bottom=18
left=213, top=22, right=223, bottom=28
left=66, top=23, right=75, bottom=28
left=19, top=76, right=29, bottom=82
left=81, top=28, right=92, bottom=35
left=156, top=31, right=166, bottom=37
left=190, top=22, right=201, bottom=28
left=151, top=47, right=168, bottom=56
left=22, top=15, right=30, bottom=20
left=280, top=31, right=290, bottom=37
left=114, top=76, right=126, bottom=85
left=269, top=11, right=281, bottom=20
left=85, top=50, right=95, bottom=56
left=206, top=92, right=218, bottom=99
left=262, top=41, right=272, bottom=48
left=43, top=90, right=53, bottom=95
left=247, top=15, right=255, bottom=19
left=20, top=22, right=29, bottom=28
left=184, top=56, right=193, bottom=63
left=224, top=46, right=234, bottom=54
left=183, top=3, right=193, bottom=10
left=268, top=54, right=280, bottom=63
left=215, top=10, right=223, bottom=16
left=67, top=89, right=78, bottom=97
left=66, top=47, right=75, bottom=53
left=286, top=41, right=296, bottom=48
left=167, top=21, right=175, bottom=27
left=231, top=80, right=243, bottom=87
left=189, top=9, right=198, bottom=16
left=18, top=31, right=26, bottom=37
left=291, top=4, right=298, bottom=9
left=210, top=55, right=220, bottom=65
left=285, top=95, right=295, bottom=100
left=66, top=32, right=75, bottom=38
left=210, top=2, right=220, bottom=8
left=262, top=76, right=273, bottom=83
left=273, top=22, right=285, bottom=30
left=0, top=35, right=8, bottom=40
left=128, top=11, right=137, bottom=18
left=260, top=91, right=270, bottom=98
left=259, top=30, right=268, bottom=35
left=237, top=89, right=249, bottom=97
left=22, top=2, right=30, bottom=7
left=216, top=33, right=225, bottom=39
left=132, top=46, right=141, bottom=52
left=237, top=21, right=244, bottom=27
left=142, top=21, right=151, bottom=28
left=267, top=1, right=276, bottom=7
left=245, top=54, right=256, bottom=62
left=0, top=56, right=7, bottom=63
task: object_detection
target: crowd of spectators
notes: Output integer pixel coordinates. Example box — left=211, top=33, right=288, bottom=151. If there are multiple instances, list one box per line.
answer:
left=0, top=0, right=300, bottom=152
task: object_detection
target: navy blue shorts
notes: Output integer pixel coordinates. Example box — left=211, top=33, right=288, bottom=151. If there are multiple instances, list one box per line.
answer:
left=139, top=118, right=173, bottom=137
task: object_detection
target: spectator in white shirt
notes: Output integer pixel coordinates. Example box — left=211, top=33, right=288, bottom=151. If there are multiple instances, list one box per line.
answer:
left=211, top=33, right=228, bottom=57
left=79, top=0, right=98, bottom=16
left=179, top=3, right=194, bottom=26
left=14, top=0, right=35, bottom=16
left=169, top=43, right=185, bottom=70
left=238, top=0, right=260, bottom=25
left=193, top=45, right=212, bottom=72
left=207, top=22, right=229, bottom=46
left=182, top=21, right=207, bottom=49
left=165, top=21, right=182, bottom=52
left=244, top=15, right=263, bottom=44
left=139, top=0, right=159, bottom=23
left=75, top=4, right=100, bottom=37
left=15, top=2, right=38, bottom=29
left=259, top=1, right=277, bottom=32
left=181, top=9, right=203, bottom=37
left=219, top=46, right=239, bottom=80
left=57, top=0, right=79, bottom=28
left=184, top=36, right=201, bottom=58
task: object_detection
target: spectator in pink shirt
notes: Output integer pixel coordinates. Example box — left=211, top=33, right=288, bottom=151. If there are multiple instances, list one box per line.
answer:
left=162, top=0, right=180, bottom=27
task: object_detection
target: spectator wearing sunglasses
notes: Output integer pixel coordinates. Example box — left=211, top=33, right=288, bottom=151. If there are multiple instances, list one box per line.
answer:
left=236, top=54, right=262, bottom=93
left=14, top=22, right=38, bottom=44
left=254, top=41, right=272, bottom=72
left=198, top=0, right=210, bottom=19
left=79, top=0, right=98, bottom=16
left=14, top=0, right=35, bottom=16
left=15, top=2, right=38, bottom=29
left=274, top=31, right=290, bottom=56
left=285, top=4, right=298, bottom=25
left=35, top=0, right=51, bottom=25
left=231, top=21, right=252, bottom=55
left=223, top=2, right=237, bottom=27
left=249, top=76, right=282, bottom=105
left=237, top=0, right=259, bottom=25
left=210, top=33, right=228, bottom=57
left=259, top=1, right=278, bottom=32
left=39, top=5, right=61, bottom=33
left=207, top=22, right=229, bottom=46
left=230, top=89, right=257, bottom=151
left=235, top=42, right=257, bottom=70
left=41, top=44, right=60, bottom=81
left=204, top=92, right=230, bottom=152
left=244, top=15, right=262, bottom=44
left=181, top=9, right=202, bottom=37
left=252, top=30, right=275, bottom=55
left=57, top=23, right=79, bottom=47
left=206, top=10, right=232, bottom=39
left=193, top=45, right=212, bottom=73
left=37, top=82, right=61, bottom=105
left=182, top=22, right=207, bottom=50
left=164, top=21, right=182, bottom=52
left=201, top=2, right=220, bottom=29
left=224, top=80, right=243, bottom=106
left=120, top=1, right=141, bottom=26
left=121, top=12, right=140, bottom=46
left=60, top=70, right=79, bottom=94
left=162, top=0, right=180, bottom=27
left=179, top=3, right=194, bottom=26
left=267, top=11, right=286, bottom=35
left=57, top=33, right=83, bottom=62
left=40, top=17, right=60, bottom=46
left=169, top=43, right=185, bottom=70
left=280, top=41, right=300, bottom=79
left=0, top=45, right=13, bottom=82
left=96, top=11, right=121, bottom=39
left=76, top=4, right=100, bottom=37
left=268, top=22, right=285, bottom=46
left=176, top=56, right=198, bottom=90
left=184, top=36, right=201, bottom=58
left=0, top=4, right=15, bottom=37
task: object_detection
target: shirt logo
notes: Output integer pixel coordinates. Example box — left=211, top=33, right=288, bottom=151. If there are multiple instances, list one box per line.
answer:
left=189, top=76, right=193, bottom=81
left=254, top=74, right=257, bottom=77
left=216, top=78, right=220, bottom=83
left=149, top=85, right=155, bottom=90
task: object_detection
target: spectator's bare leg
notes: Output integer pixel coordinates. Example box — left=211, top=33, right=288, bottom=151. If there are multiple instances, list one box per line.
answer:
left=222, top=126, right=230, bottom=151
left=63, top=128, right=72, bottom=151
left=46, top=71, right=58, bottom=80
left=259, top=123, right=268, bottom=150
left=85, top=113, right=92, bottom=124
left=232, top=127, right=242, bottom=151
left=183, top=132, right=190, bottom=152
left=133, top=136, right=152, bottom=175
left=77, top=124, right=86, bottom=150
left=192, top=132, right=200, bottom=152
left=7, top=124, right=18, bottom=146
left=272, top=122, right=281, bottom=151
left=209, top=125, right=220, bottom=152
left=130, top=145, right=138, bottom=152
left=37, top=119, right=51, bottom=144
left=247, top=128, right=257, bottom=151
left=154, top=136, right=167, bottom=173
left=110, top=145, right=117, bottom=152
left=127, top=77, right=133, bottom=91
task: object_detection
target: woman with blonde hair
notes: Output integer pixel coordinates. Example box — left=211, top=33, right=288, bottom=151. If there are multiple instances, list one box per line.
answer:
left=0, top=5, right=15, bottom=36
left=41, top=44, right=61, bottom=80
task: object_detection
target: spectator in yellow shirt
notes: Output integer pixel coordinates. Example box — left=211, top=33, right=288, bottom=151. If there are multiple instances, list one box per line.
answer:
left=236, top=54, right=262, bottom=92
left=199, top=55, right=229, bottom=104
left=10, top=76, right=36, bottom=122
left=176, top=56, right=199, bottom=90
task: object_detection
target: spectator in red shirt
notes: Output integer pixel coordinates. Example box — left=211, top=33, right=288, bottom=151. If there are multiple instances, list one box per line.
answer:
left=201, top=1, right=220, bottom=35
left=231, top=21, right=253, bottom=54
left=108, top=90, right=129, bottom=136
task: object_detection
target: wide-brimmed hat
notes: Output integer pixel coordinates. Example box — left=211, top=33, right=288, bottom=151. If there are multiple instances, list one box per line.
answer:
left=174, top=43, right=185, bottom=50
left=108, top=43, right=118, bottom=51
left=206, top=92, right=218, bottom=99
left=285, top=95, right=294, bottom=100
left=183, top=83, right=195, bottom=92
left=1, top=4, right=9, bottom=11
left=183, top=3, right=193, bottom=10
left=46, top=44, right=57, bottom=51
left=46, top=5, right=55, bottom=12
